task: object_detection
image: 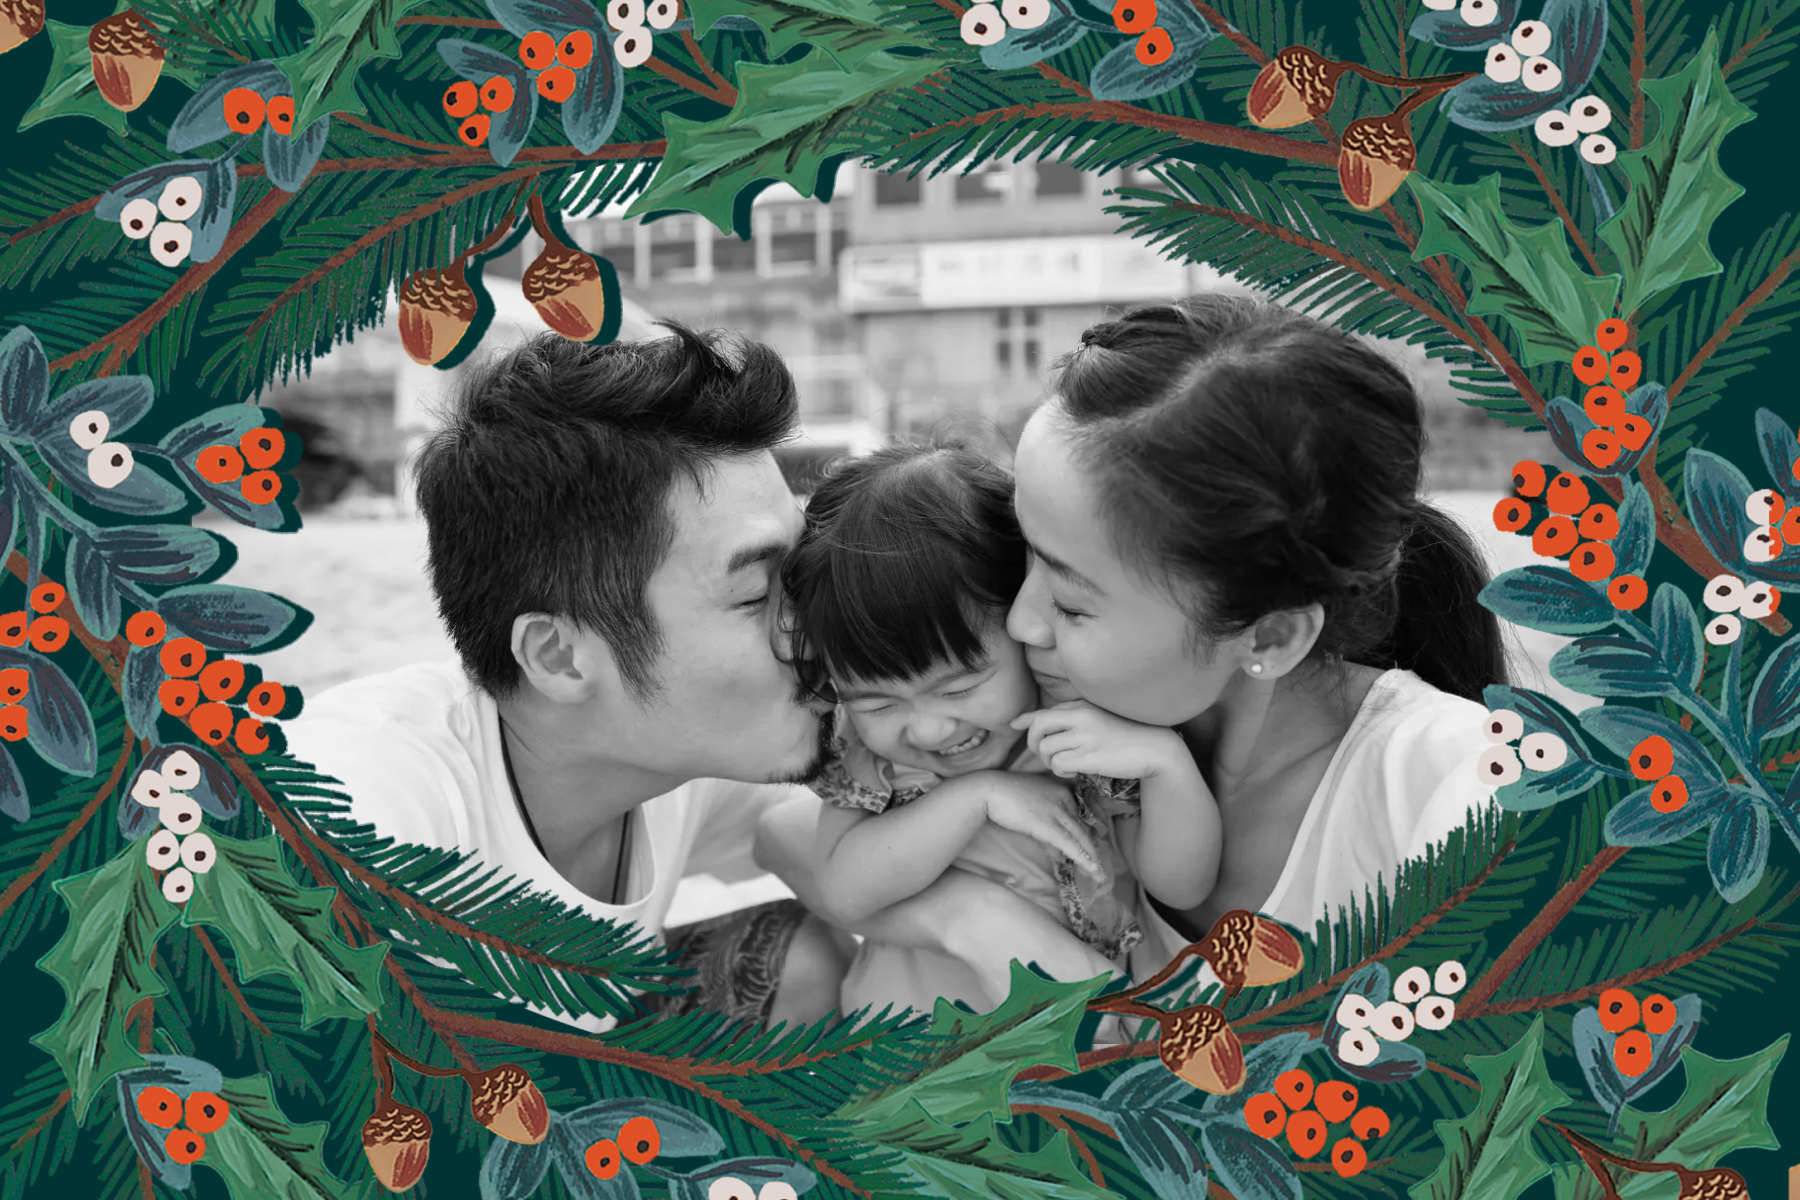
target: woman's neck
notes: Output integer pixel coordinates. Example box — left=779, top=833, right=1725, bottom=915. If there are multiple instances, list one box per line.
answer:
left=1178, top=660, right=1381, bottom=801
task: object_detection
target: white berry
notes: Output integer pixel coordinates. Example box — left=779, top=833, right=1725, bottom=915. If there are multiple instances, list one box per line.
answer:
left=119, top=197, right=157, bottom=240
left=1477, top=743, right=1523, bottom=787
left=162, top=866, right=195, bottom=904
left=1395, top=966, right=1431, bottom=1003
left=1336, top=992, right=1376, bottom=1029
left=1580, top=134, right=1617, bottom=165
left=1482, top=709, right=1524, bottom=743
left=1003, top=0, right=1050, bottom=26
left=1521, top=56, right=1563, bottom=92
left=1748, top=489, right=1787, bottom=525
left=1371, top=999, right=1416, bottom=1041
left=162, top=749, right=201, bottom=790
left=145, top=828, right=181, bottom=870
left=1434, top=960, right=1468, bottom=994
left=1337, top=1028, right=1380, bottom=1066
left=87, top=443, right=134, bottom=489
left=69, top=410, right=110, bottom=451
left=759, top=1185, right=799, bottom=1200
left=157, top=176, right=203, bottom=221
left=131, top=768, right=172, bottom=809
left=1745, top=526, right=1783, bottom=564
left=1569, top=95, right=1611, bottom=132
left=1705, top=614, right=1743, bottom=645
left=1414, top=995, right=1456, bottom=1030
left=1519, top=731, right=1569, bottom=771
left=606, top=0, right=644, bottom=29
left=646, top=0, right=679, bottom=28
left=1460, top=0, right=1498, bottom=25
left=1534, top=109, right=1577, bottom=145
left=1484, top=43, right=1523, bottom=83
left=1423, top=0, right=1457, bottom=8
left=708, top=1179, right=755, bottom=1200
left=179, top=831, right=217, bottom=874
left=961, top=3, right=1006, bottom=44
left=1510, top=20, right=1552, bottom=55
left=1741, top=584, right=1781, bottom=620
left=148, top=221, right=192, bottom=268
left=613, top=28, right=654, bottom=67
left=158, top=792, right=203, bottom=836
left=1703, top=574, right=1746, bottom=613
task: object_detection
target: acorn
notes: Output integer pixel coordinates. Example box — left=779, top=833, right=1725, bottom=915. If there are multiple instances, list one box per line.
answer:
left=1192, top=909, right=1304, bottom=998
left=88, top=10, right=166, bottom=112
left=1674, top=1167, right=1748, bottom=1200
left=1157, top=1004, right=1246, bottom=1094
left=1248, top=46, right=1347, bottom=129
left=397, top=259, right=478, bottom=366
left=466, top=1064, right=548, bottom=1145
left=361, top=1097, right=432, bottom=1192
left=522, top=239, right=605, bottom=342
left=1338, top=113, right=1416, bottom=211
left=0, top=0, right=44, bottom=54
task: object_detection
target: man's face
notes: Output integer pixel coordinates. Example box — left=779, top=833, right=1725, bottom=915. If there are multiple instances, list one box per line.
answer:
left=611, top=450, right=827, bottom=783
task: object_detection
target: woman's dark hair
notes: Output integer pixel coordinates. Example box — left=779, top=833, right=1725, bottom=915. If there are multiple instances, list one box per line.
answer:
left=414, top=323, right=797, bottom=702
left=1051, top=292, right=1507, bottom=703
left=782, top=441, right=1026, bottom=699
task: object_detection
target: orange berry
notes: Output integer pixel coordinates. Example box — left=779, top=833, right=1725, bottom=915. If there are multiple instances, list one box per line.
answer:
left=1641, top=994, right=1675, bottom=1036
left=247, top=681, right=287, bottom=717
left=519, top=29, right=557, bottom=68
left=164, top=1128, right=205, bottom=1164
left=0, top=667, right=26, bottom=702
left=585, top=1138, right=621, bottom=1179
left=137, top=1086, right=182, bottom=1128
left=1350, top=1106, right=1389, bottom=1141
left=0, top=705, right=27, bottom=742
left=0, top=612, right=24, bottom=647
left=185, top=1091, right=229, bottom=1134
left=458, top=113, right=491, bottom=147
left=1511, top=459, right=1547, bottom=497
left=1581, top=429, right=1621, bottom=470
left=160, top=637, right=206, bottom=678
left=159, top=680, right=200, bottom=717
left=223, top=87, right=266, bottom=134
left=1628, top=735, right=1673, bottom=781
left=195, top=445, right=244, bottom=484
left=1583, top=386, right=1624, bottom=427
left=1569, top=541, right=1616, bottom=583
left=1112, top=0, right=1157, bottom=32
left=1493, top=497, right=1531, bottom=533
left=557, top=29, right=594, bottom=68
left=1314, top=1080, right=1358, bottom=1123
left=126, top=611, right=167, bottom=647
left=1531, top=515, right=1578, bottom=558
left=1285, top=1109, right=1327, bottom=1159
left=27, top=616, right=68, bottom=653
left=192, top=702, right=233, bottom=746
left=1597, top=987, right=1640, bottom=1032
left=198, top=658, right=245, bottom=702
left=618, top=1116, right=660, bottom=1163
left=538, top=64, right=576, bottom=101
left=29, top=582, right=64, bottom=613
left=1650, top=774, right=1688, bottom=813
left=1595, top=318, right=1628, bottom=352
left=1135, top=26, right=1173, bottom=65
left=240, top=427, right=284, bottom=469
left=241, top=470, right=282, bottom=505
left=1616, top=413, right=1652, bottom=452
left=1243, top=1093, right=1286, bottom=1139
left=1609, top=574, right=1648, bottom=610
left=266, top=95, right=294, bottom=136
left=480, top=75, right=514, bottom=111
left=1545, top=473, right=1591, bottom=515
left=1571, top=345, right=1609, bottom=385
left=1792, top=455, right=1799, bottom=484
left=443, top=79, right=478, bottom=117
left=1614, top=1028, right=1652, bottom=1076
left=1782, top=508, right=1800, bottom=547
left=234, top=716, right=269, bottom=755
left=1275, top=1069, right=1314, bottom=1111
left=1331, top=1138, right=1368, bottom=1178
left=1579, top=504, right=1620, bottom=541
left=1608, top=350, right=1642, bottom=391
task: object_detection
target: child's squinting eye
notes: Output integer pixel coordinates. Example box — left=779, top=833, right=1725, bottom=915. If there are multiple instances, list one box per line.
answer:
left=737, top=593, right=770, bottom=610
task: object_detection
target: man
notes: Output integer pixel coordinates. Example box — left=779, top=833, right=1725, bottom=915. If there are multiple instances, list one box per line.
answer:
left=285, top=323, right=1118, bottom=1032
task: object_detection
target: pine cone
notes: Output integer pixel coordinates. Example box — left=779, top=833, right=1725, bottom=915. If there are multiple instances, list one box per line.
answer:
left=397, top=261, right=478, bottom=366
left=0, top=0, right=44, bottom=54
left=1338, top=113, right=1416, bottom=212
left=1156, top=1004, right=1246, bottom=1094
left=88, top=11, right=165, bottom=112
left=467, top=1064, right=549, bottom=1145
left=1248, top=46, right=1345, bottom=129
left=522, top=245, right=605, bottom=341
left=361, top=1098, right=432, bottom=1193
left=1193, top=909, right=1304, bottom=996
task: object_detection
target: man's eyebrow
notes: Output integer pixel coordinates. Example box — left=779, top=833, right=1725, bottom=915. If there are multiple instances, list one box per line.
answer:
left=838, top=662, right=986, bottom=703
left=725, top=539, right=789, bottom=574
left=1029, top=539, right=1104, bottom=594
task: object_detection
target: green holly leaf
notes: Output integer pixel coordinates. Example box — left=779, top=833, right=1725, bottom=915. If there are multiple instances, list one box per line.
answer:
left=626, top=47, right=943, bottom=235
left=1407, top=173, right=1622, bottom=367
left=836, top=961, right=1104, bottom=1127
left=180, top=834, right=387, bottom=1028
left=1598, top=28, right=1754, bottom=317
left=17, top=10, right=203, bottom=134
left=856, top=1099, right=1113, bottom=1200
left=202, top=1072, right=349, bottom=1200
left=1411, top=1016, right=1572, bottom=1200
left=274, top=0, right=429, bottom=137
left=688, top=0, right=931, bottom=70
left=29, top=852, right=178, bottom=1122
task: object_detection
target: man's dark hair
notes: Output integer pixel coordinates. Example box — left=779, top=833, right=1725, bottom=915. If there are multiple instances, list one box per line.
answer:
left=413, top=323, right=799, bottom=701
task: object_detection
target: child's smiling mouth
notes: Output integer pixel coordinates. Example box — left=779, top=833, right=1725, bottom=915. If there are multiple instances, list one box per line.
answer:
left=927, top=728, right=989, bottom=759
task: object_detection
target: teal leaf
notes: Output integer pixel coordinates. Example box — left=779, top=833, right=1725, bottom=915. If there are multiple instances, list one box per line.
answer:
left=1088, top=0, right=1217, bottom=102
left=1571, top=996, right=1702, bottom=1135
left=437, top=40, right=536, bottom=168
left=1480, top=564, right=1620, bottom=634
left=0, top=743, right=26, bottom=821
left=1550, top=636, right=1685, bottom=698
left=275, top=0, right=430, bottom=135
left=158, top=405, right=295, bottom=531
left=1706, top=795, right=1770, bottom=904
left=549, top=1114, right=641, bottom=1200
left=1408, top=0, right=1519, bottom=50
left=116, top=1056, right=225, bottom=1189
left=89, top=525, right=226, bottom=587
left=689, top=0, right=934, bottom=70
left=1199, top=1122, right=1301, bottom=1200
left=557, top=1098, right=725, bottom=1159
left=982, top=2, right=1089, bottom=70
left=1650, top=584, right=1702, bottom=693
left=1201, top=1033, right=1316, bottom=1118
left=562, top=38, right=623, bottom=155
left=264, top=113, right=332, bottom=192
left=0, top=646, right=101, bottom=777
left=121, top=644, right=163, bottom=741
left=1750, top=631, right=1800, bottom=743
left=1610, top=478, right=1656, bottom=580
left=0, top=325, right=50, bottom=431
left=1579, top=706, right=1730, bottom=796
left=30, top=373, right=154, bottom=442
left=1755, top=407, right=1800, bottom=502
left=1485, top=684, right=1613, bottom=810
left=1115, top=1110, right=1208, bottom=1200
left=1438, top=0, right=1606, bottom=132
left=167, top=60, right=292, bottom=152
left=480, top=1132, right=554, bottom=1200
left=1605, top=782, right=1723, bottom=847
left=36, top=431, right=188, bottom=517
left=156, top=583, right=304, bottom=652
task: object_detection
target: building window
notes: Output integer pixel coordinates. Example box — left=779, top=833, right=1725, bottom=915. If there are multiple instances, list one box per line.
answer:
left=713, top=234, right=755, bottom=274
left=1035, top=161, right=1085, bottom=197
left=830, top=227, right=849, bottom=267
left=956, top=163, right=1010, bottom=204
left=649, top=238, right=696, bottom=279
left=875, top=171, right=922, bottom=206
left=996, top=307, right=1043, bottom=375
left=608, top=246, right=636, bottom=280
left=770, top=231, right=815, bottom=269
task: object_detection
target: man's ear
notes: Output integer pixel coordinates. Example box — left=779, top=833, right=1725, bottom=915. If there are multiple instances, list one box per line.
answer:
left=511, top=613, right=618, bottom=705
left=1247, top=604, right=1327, bottom=679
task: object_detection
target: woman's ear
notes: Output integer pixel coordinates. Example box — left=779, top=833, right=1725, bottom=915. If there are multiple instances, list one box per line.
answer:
left=1246, top=604, right=1327, bottom=679
left=511, top=613, right=617, bottom=705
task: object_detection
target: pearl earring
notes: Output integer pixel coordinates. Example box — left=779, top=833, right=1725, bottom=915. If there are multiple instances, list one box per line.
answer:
left=1248, top=662, right=1265, bottom=676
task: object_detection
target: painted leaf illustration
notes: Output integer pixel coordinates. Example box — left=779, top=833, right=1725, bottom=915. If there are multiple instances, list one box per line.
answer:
left=549, top=1115, right=643, bottom=1200
left=1407, top=173, right=1622, bottom=367
left=275, top=0, right=429, bottom=136
left=1754, top=406, right=1800, bottom=501
left=1580, top=706, right=1730, bottom=797
left=854, top=1101, right=1112, bottom=1200
left=156, top=583, right=307, bottom=652
left=1088, top=0, right=1217, bottom=102
left=29, top=372, right=154, bottom=441
left=689, top=0, right=932, bottom=70
left=0, top=324, right=49, bottom=430
left=1544, top=386, right=1664, bottom=477
left=1198, top=1121, right=1301, bottom=1200
left=121, top=644, right=164, bottom=742
left=1706, top=794, right=1770, bottom=903
left=982, top=3, right=1090, bottom=71
left=1750, top=635, right=1800, bottom=743
left=557, top=1097, right=726, bottom=1159
left=1114, top=1109, right=1209, bottom=1200
left=68, top=533, right=122, bottom=643
left=29, top=852, right=178, bottom=1121
left=1550, top=637, right=1686, bottom=699
left=167, top=60, right=293, bottom=152
left=437, top=40, right=537, bottom=168
left=159, top=405, right=295, bottom=531
left=202, top=1072, right=349, bottom=1200
left=178, top=834, right=387, bottom=1028
left=1650, top=584, right=1703, bottom=694
left=1437, top=0, right=1605, bottom=132
left=1407, top=0, right=1519, bottom=50
left=626, top=48, right=945, bottom=236
left=0, top=646, right=102, bottom=776
left=1410, top=1016, right=1570, bottom=1200
left=1484, top=683, right=1611, bottom=810
left=561, top=37, right=624, bottom=156
left=0, top=743, right=26, bottom=821
left=481, top=1130, right=554, bottom=1200
left=264, top=113, right=333, bottom=192
left=1604, top=781, right=1723, bottom=847
left=1479, top=564, right=1620, bottom=635
left=19, top=20, right=131, bottom=134
left=144, top=743, right=241, bottom=820
left=1570, top=995, right=1701, bottom=1134
left=1598, top=28, right=1755, bottom=316
left=116, top=1055, right=225, bottom=1188
left=1609, top=478, right=1656, bottom=581
left=1685, top=450, right=1800, bottom=585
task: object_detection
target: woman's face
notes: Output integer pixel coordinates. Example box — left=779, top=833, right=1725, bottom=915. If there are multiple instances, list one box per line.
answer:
left=1007, top=403, right=1248, bottom=727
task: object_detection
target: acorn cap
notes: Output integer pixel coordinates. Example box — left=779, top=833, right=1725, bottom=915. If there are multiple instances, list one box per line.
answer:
left=0, top=0, right=45, bottom=53
left=1675, top=1167, right=1747, bottom=1200
left=1248, top=46, right=1344, bottom=129
left=1157, top=1004, right=1247, bottom=1094
left=89, top=11, right=165, bottom=111
left=397, top=261, right=478, bottom=366
left=1339, top=114, right=1416, bottom=211
left=362, top=1100, right=433, bottom=1193
left=523, top=246, right=606, bottom=341
left=466, top=1064, right=549, bottom=1145
left=1195, top=909, right=1305, bottom=994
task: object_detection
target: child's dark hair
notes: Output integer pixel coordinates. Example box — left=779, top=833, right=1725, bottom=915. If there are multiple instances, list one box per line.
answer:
left=782, top=441, right=1026, bottom=699
left=1052, top=292, right=1507, bottom=704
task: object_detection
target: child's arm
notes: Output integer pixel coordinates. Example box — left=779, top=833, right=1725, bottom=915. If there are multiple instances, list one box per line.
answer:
left=811, top=771, right=1106, bottom=925
left=1013, top=701, right=1222, bottom=910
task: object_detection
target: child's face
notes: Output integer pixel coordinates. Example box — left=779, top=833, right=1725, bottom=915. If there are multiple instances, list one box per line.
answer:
left=836, top=620, right=1040, bottom=778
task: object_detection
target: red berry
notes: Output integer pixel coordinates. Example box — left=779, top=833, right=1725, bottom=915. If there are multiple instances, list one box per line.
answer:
left=1531, top=515, right=1578, bottom=558
left=160, top=637, right=206, bottom=678
left=159, top=680, right=200, bottom=717
left=1628, top=735, right=1673, bottom=781
left=0, top=667, right=26, bottom=702
left=266, top=96, right=294, bottom=136
left=198, top=658, right=246, bottom=702
left=1568, top=541, right=1616, bottom=582
left=538, top=64, right=576, bottom=102
left=0, top=612, right=24, bottom=647
left=1581, top=429, right=1621, bottom=470
left=1243, top=1093, right=1286, bottom=1139
left=241, top=471, right=282, bottom=505
left=1595, top=318, right=1628, bottom=352
left=1493, top=497, right=1530, bottom=532
left=618, top=1116, right=660, bottom=1164
left=480, top=75, right=515, bottom=111
left=1112, top=0, right=1157, bottom=32
left=27, top=616, right=68, bottom=653
left=458, top=113, right=491, bottom=147
left=164, top=1129, right=206, bottom=1164
left=1545, top=473, right=1591, bottom=516
left=240, top=428, right=284, bottom=469
left=0, top=704, right=27, bottom=742
left=191, top=702, right=233, bottom=746
left=1571, top=345, right=1608, bottom=386
left=1315, top=1080, right=1358, bottom=1123
left=185, top=1091, right=230, bottom=1133
left=1641, top=994, right=1675, bottom=1035
left=1275, top=1069, right=1314, bottom=1111
left=1614, top=1028, right=1652, bottom=1076
left=126, top=611, right=167, bottom=647
left=224, top=88, right=266, bottom=134
left=1616, top=413, right=1652, bottom=452
left=519, top=29, right=557, bottom=68
left=247, top=681, right=287, bottom=717
left=1609, top=574, right=1648, bottom=610
left=1578, top=504, right=1620, bottom=541
left=1511, top=459, right=1547, bottom=497
left=1134, top=26, right=1173, bottom=64
left=443, top=80, right=478, bottom=117
left=1608, top=350, right=1642, bottom=390
left=1650, top=774, right=1688, bottom=813
left=234, top=716, right=270, bottom=755
left=1350, top=1106, right=1389, bottom=1141
left=1331, top=1138, right=1368, bottom=1178
left=1583, top=386, right=1624, bottom=427
left=1285, top=1110, right=1327, bottom=1159
left=557, top=29, right=595, bottom=68
left=28, top=582, right=64, bottom=613
left=137, top=1086, right=182, bottom=1128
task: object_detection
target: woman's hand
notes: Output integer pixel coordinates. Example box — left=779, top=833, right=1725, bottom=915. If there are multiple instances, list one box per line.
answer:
left=980, top=773, right=1106, bottom=879
left=1013, top=699, right=1189, bottom=782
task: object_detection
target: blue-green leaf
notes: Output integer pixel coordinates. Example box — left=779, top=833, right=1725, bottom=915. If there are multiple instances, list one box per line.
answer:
left=167, top=61, right=292, bottom=152
left=264, top=114, right=332, bottom=192
left=1707, top=794, right=1770, bottom=903
left=0, top=326, right=50, bottom=431
left=1750, top=635, right=1800, bottom=743
left=1755, top=407, right=1800, bottom=501
left=1199, top=1122, right=1301, bottom=1200
left=1480, top=564, right=1619, bottom=634
left=1650, top=583, right=1702, bottom=693
left=1550, top=636, right=1684, bottom=698
left=157, top=584, right=305, bottom=652
left=1438, top=0, right=1605, bottom=132
left=1579, top=706, right=1730, bottom=796
left=438, top=40, right=537, bottom=167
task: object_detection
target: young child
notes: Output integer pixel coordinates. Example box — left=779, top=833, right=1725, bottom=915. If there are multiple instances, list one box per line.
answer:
left=781, top=440, right=1223, bottom=1019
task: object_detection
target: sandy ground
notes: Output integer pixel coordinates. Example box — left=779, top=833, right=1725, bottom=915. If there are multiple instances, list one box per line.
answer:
left=214, top=491, right=1591, bottom=924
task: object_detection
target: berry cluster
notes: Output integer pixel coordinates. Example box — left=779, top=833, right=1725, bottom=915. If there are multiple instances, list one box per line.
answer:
left=1569, top=323, right=1649, bottom=454
left=68, top=409, right=140, bottom=489
left=1627, top=734, right=1691, bottom=815
left=959, top=0, right=1051, bottom=47
left=1475, top=707, right=1568, bottom=786
left=1533, top=95, right=1614, bottom=163
left=1109, top=0, right=1174, bottom=66
left=582, top=1115, right=660, bottom=1179
left=133, top=750, right=219, bottom=904
left=135, top=1085, right=231, bottom=1164
left=1593, top=987, right=1678, bottom=1077
left=0, top=666, right=26, bottom=742
left=130, top=614, right=287, bottom=753
left=1743, top=488, right=1799, bottom=566
left=607, top=0, right=682, bottom=69
left=194, top=426, right=285, bottom=505
left=1335, top=961, right=1466, bottom=1065
left=0, top=583, right=74, bottom=679
left=115, top=175, right=205, bottom=267
left=704, top=1180, right=801, bottom=1200
left=1241, top=1070, right=1389, bottom=1178
left=1494, top=459, right=1640, bottom=604
left=221, top=85, right=295, bottom=137
left=1699, top=573, right=1780, bottom=646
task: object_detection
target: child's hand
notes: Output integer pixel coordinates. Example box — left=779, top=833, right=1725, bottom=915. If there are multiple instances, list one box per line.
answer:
left=978, top=773, right=1107, bottom=878
left=1012, top=700, right=1188, bottom=782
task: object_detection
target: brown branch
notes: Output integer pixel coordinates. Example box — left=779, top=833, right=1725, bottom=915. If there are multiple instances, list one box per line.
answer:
left=682, top=28, right=736, bottom=99
left=6, top=552, right=122, bottom=685
left=0, top=721, right=135, bottom=920
left=1460, top=846, right=1629, bottom=1016
left=1516, top=140, right=1604, bottom=276
left=1722, top=28, right=1771, bottom=77
left=1187, top=0, right=1340, bottom=148
left=1430, top=1061, right=1479, bottom=1090
left=396, top=14, right=504, bottom=27
left=1630, top=0, right=1647, bottom=149
left=646, top=53, right=736, bottom=107
left=334, top=112, right=464, bottom=153
left=1669, top=246, right=1800, bottom=403
left=192, top=926, right=274, bottom=1039
left=6, top=1089, right=69, bottom=1155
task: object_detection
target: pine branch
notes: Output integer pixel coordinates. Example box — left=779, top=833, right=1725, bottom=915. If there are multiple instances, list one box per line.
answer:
left=1668, top=243, right=1800, bottom=403
left=1514, top=141, right=1604, bottom=277
left=334, top=112, right=463, bottom=153
left=3, top=1090, right=68, bottom=1158
left=682, top=28, right=736, bottom=99
left=0, top=722, right=135, bottom=921
left=1460, top=847, right=1630, bottom=1016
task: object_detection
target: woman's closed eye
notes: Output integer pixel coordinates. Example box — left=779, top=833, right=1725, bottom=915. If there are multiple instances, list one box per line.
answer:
left=1050, top=599, right=1087, bottom=622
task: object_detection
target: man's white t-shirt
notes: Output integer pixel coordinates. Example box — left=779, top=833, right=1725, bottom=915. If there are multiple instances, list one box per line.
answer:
left=280, top=660, right=801, bottom=1031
